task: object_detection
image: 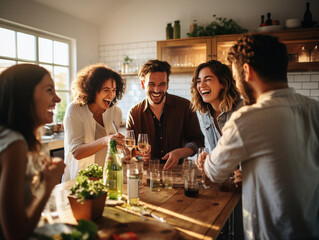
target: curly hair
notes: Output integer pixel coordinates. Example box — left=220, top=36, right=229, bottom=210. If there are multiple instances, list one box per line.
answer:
left=0, top=64, right=49, bottom=152
left=72, top=63, right=126, bottom=106
left=138, top=60, right=171, bottom=83
left=227, top=34, right=288, bottom=83
left=191, top=60, right=241, bottom=114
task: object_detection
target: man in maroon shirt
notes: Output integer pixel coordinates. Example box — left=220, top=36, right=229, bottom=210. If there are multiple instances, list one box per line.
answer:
left=126, top=60, right=204, bottom=169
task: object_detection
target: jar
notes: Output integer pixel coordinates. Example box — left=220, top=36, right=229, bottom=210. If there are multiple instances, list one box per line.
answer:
left=166, top=23, right=173, bottom=40
left=174, top=20, right=181, bottom=39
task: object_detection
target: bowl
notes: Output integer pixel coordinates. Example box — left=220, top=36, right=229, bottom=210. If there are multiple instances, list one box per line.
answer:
left=285, top=19, right=301, bottom=29
left=257, top=25, right=284, bottom=32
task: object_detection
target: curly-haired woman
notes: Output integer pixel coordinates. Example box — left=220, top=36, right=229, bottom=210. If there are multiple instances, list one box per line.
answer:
left=63, top=63, right=126, bottom=181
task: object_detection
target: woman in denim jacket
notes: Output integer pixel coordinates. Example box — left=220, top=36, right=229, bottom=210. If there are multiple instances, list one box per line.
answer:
left=191, top=60, right=243, bottom=152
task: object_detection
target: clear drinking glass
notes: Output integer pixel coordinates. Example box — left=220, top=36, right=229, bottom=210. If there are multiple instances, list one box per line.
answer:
left=124, top=130, right=136, bottom=161
left=198, top=147, right=210, bottom=189
left=137, top=133, right=149, bottom=160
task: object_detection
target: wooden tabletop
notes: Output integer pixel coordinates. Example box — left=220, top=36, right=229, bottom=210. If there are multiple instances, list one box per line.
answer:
left=42, top=167, right=240, bottom=240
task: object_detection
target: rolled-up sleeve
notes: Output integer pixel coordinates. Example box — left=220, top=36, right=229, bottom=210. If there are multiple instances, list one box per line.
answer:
left=204, top=119, right=247, bottom=183
left=64, top=103, right=85, bottom=154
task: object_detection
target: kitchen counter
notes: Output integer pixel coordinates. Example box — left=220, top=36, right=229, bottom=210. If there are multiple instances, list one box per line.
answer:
left=42, top=132, right=64, bottom=151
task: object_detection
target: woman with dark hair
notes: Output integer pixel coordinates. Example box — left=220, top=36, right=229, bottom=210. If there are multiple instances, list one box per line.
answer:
left=0, top=64, right=65, bottom=239
left=191, top=60, right=242, bottom=152
left=63, top=63, right=126, bottom=181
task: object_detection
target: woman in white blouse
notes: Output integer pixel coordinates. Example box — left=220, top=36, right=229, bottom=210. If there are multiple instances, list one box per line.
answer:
left=62, top=63, right=125, bottom=181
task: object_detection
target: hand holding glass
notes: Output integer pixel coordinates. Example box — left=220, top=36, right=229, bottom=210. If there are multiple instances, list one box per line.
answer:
left=124, top=130, right=135, bottom=161
left=198, top=147, right=210, bottom=189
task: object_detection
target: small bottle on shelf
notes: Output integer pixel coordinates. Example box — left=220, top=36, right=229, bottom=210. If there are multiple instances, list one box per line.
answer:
left=260, top=15, right=267, bottom=27
left=310, top=45, right=319, bottom=62
left=166, top=23, right=173, bottom=40
left=302, top=2, right=313, bottom=28
left=174, top=20, right=181, bottom=39
left=266, top=12, right=272, bottom=26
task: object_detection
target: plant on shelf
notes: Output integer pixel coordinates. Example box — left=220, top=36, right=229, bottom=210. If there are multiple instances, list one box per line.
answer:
left=78, top=163, right=103, bottom=179
left=124, top=56, right=133, bottom=64
left=187, top=15, right=248, bottom=37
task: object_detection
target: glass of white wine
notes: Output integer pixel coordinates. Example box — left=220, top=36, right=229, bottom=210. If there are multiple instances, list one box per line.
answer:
left=198, top=147, right=210, bottom=189
left=124, top=130, right=136, bottom=161
left=137, top=133, right=149, bottom=160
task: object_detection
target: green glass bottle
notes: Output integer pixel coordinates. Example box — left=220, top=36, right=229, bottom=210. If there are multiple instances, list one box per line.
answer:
left=174, top=20, right=181, bottom=39
left=166, top=23, right=173, bottom=40
left=103, top=140, right=123, bottom=200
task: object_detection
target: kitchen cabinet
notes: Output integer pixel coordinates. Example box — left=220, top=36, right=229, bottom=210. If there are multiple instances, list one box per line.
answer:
left=157, top=28, right=319, bottom=73
left=157, top=37, right=212, bottom=73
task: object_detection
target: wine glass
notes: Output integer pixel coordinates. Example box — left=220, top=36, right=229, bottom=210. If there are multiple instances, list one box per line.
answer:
left=137, top=133, right=149, bottom=160
left=198, top=147, right=210, bottom=189
left=124, top=130, right=136, bottom=161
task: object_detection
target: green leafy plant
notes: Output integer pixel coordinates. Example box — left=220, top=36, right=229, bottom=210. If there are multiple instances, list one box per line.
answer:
left=187, top=15, right=248, bottom=37
left=69, top=176, right=107, bottom=203
left=124, top=56, right=133, bottom=64
left=78, top=164, right=103, bottom=178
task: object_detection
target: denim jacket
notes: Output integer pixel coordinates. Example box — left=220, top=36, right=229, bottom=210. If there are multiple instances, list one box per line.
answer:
left=198, top=99, right=243, bottom=152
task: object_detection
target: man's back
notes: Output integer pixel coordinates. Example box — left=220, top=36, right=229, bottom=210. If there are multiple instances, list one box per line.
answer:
left=232, top=88, right=319, bottom=239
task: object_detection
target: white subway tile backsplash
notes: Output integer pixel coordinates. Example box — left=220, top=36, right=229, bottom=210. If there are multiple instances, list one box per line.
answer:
left=311, top=74, right=319, bottom=82
left=295, top=74, right=311, bottom=82
left=302, top=82, right=319, bottom=89
left=310, top=90, right=319, bottom=97
left=288, top=82, right=301, bottom=89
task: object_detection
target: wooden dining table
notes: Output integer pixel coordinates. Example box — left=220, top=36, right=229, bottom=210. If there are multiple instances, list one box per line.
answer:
left=40, top=165, right=241, bottom=240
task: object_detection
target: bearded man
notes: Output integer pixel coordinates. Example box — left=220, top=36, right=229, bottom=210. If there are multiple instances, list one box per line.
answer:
left=126, top=60, right=204, bottom=169
left=197, top=34, right=319, bottom=239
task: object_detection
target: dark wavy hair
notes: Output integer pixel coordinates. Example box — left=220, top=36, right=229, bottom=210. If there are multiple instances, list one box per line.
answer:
left=227, top=34, right=288, bottom=83
left=72, top=63, right=126, bottom=106
left=138, top=60, right=171, bottom=83
left=191, top=60, right=241, bottom=114
left=0, top=64, right=49, bottom=151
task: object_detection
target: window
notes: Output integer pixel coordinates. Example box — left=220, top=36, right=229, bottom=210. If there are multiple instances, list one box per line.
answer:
left=0, top=20, right=75, bottom=123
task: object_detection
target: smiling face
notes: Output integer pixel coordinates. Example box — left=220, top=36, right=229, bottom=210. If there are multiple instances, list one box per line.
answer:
left=142, top=72, right=168, bottom=105
left=33, top=74, right=61, bottom=127
left=196, top=67, right=224, bottom=108
left=94, top=78, right=117, bottom=110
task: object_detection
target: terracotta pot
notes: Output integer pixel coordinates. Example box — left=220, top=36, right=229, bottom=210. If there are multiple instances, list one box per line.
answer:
left=68, top=193, right=107, bottom=220
left=88, top=177, right=102, bottom=181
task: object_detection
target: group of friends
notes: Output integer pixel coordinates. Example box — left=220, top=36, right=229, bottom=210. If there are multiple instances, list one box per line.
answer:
left=0, top=34, right=318, bottom=239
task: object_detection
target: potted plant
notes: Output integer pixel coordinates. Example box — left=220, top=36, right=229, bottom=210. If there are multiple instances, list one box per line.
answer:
left=68, top=176, right=107, bottom=220
left=122, top=56, right=133, bottom=73
left=78, top=163, right=103, bottom=181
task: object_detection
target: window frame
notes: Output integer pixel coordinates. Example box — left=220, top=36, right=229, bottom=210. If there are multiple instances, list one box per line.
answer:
left=0, top=18, right=76, bottom=122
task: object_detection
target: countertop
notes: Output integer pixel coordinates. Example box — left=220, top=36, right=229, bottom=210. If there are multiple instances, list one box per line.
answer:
left=41, top=132, right=64, bottom=151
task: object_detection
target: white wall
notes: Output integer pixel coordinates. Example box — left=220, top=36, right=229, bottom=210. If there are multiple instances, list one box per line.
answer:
left=0, top=0, right=100, bottom=71
left=99, top=0, right=319, bottom=45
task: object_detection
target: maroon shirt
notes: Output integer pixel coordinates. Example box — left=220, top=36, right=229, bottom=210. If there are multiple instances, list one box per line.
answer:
left=126, top=94, right=204, bottom=162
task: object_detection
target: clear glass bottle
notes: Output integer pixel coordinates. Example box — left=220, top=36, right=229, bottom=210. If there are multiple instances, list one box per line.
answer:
left=310, top=45, right=319, bottom=62
left=298, top=46, right=310, bottom=62
left=174, top=20, right=181, bottom=39
left=166, top=23, right=173, bottom=40
left=127, top=163, right=139, bottom=206
left=103, top=140, right=123, bottom=200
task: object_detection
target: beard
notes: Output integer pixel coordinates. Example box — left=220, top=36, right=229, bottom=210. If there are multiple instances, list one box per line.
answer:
left=237, top=71, right=256, bottom=106
left=147, top=91, right=166, bottom=105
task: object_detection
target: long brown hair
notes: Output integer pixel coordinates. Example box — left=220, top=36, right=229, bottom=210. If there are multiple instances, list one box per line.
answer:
left=191, top=60, right=240, bottom=114
left=0, top=64, right=49, bottom=151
